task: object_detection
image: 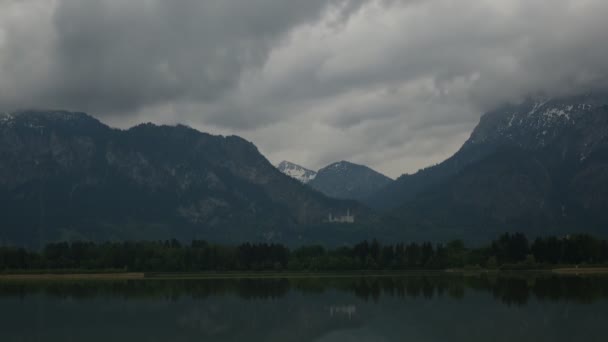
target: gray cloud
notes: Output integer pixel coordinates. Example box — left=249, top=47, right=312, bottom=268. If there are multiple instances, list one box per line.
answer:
left=1, top=0, right=365, bottom=112
left=2, top=0, right=608, bottom=177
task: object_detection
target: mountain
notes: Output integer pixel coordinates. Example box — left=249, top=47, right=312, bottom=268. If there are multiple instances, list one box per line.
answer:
left=370, top=93, right=608, bottom=242
left=368, top=93, right=608, bottom=210
left=309, top=161, right=393, bottom=201
left=276, top=161, right=317, bottom=183
left=0, top=110, right=373, bottom=246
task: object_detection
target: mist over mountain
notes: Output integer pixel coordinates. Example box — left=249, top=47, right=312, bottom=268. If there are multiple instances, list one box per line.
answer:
left=0, top=111, right=372, bottom=246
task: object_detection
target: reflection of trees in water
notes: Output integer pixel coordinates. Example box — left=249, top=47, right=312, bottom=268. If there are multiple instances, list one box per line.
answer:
left=1, top=275, right=608, bottom=305
left=463, top=275, right=608, bottom=305
left=0, top=278, right=291, bottom=301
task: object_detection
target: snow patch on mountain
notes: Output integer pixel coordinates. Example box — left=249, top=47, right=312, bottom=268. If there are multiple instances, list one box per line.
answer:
left=328, top=161, right=351, bottom=172
left=468, top=94, right=608, bottom=147
left=0, top=112, right=15, bottom=126
left=0, top=110, right=103, bottom=129
left=276, top=161, right=317, bottom=183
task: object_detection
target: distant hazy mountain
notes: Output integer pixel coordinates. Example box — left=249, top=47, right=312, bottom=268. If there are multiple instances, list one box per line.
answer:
left=309, top=161, right=393, bottom=201
left=369, top=93, right=608, bottom=241
left=276, top=161, right=317, bottom=183
left=0, top=110, right=371, bottom=246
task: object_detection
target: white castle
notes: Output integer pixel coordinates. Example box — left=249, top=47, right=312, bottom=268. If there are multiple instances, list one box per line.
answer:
left=328, top=209, right=355, bottom=223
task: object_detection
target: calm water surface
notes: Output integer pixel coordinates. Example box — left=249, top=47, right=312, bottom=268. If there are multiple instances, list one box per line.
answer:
left=1, top=274, right=607, bottom=341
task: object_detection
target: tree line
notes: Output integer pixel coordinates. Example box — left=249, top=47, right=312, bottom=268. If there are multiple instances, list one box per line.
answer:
left=1, top=233, right=607, bottom=272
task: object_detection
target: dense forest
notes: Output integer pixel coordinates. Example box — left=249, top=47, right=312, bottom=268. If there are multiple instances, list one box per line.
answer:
left=1, top=233, right=608, bottom=272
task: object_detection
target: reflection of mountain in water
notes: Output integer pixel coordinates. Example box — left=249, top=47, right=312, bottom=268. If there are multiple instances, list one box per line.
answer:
left=2, top=275, right=608, bottom=305
left=1, top=275, right=607, bottom=342
left=329, top=305, right=357, bottom=319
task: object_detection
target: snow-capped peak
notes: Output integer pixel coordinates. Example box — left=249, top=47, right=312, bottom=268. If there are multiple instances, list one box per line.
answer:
left=276, top=161, right=317, bottom=183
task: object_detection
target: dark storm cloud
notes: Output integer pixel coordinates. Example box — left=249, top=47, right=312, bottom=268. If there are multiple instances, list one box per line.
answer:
left=1, top=0, right=608, bottom=177
left=0, top=0, right=367, bottom=113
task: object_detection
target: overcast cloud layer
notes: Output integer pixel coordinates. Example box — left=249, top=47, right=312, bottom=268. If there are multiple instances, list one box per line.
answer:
left=2, top=0, right=608, bottom=177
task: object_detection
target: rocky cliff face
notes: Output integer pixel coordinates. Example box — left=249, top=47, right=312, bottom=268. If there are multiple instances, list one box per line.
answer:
left=0, top=111, right=366, bottom=246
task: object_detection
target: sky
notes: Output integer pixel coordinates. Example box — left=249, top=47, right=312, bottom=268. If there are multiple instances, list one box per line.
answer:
left=1, top=0, right=608, bottom=178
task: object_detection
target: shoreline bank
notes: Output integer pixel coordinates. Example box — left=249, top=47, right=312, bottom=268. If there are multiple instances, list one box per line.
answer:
left=1, top=267, right=608, bottom=281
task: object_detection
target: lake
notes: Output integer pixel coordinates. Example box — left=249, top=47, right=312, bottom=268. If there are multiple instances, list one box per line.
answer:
left=0, top=274, right=607, bottom=341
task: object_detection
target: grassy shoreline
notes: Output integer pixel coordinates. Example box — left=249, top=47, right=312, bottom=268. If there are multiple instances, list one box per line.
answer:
left=1, top=267, right=608, bottom=281
left=0, top=272, right=144, bottom=280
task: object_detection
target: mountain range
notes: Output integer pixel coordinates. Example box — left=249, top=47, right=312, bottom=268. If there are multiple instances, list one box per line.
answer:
left=1, top=93, right=608, bottom=246
left=277, top=160, right=392, bottom=201
left=0, top=111, right=371, bottom=246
